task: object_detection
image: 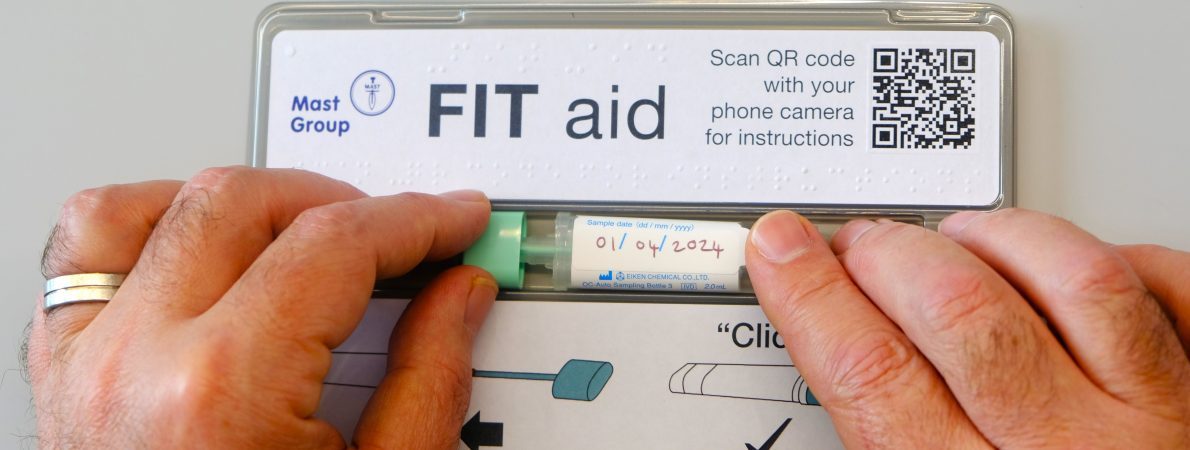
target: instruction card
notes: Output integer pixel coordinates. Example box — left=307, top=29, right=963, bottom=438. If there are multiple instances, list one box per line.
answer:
left=322, top=300, right=836, bottom=449
left=267, top=29, right=1002, bottom=207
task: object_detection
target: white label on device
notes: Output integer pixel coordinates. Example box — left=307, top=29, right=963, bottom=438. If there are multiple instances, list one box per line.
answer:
left=569, top=216, right=748, bottom=292
left=267, top=29, right=1001, bottom=206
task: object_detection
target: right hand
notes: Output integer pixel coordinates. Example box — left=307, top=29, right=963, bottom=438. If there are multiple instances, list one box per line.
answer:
left=745, top=209, right=1189, bottom=448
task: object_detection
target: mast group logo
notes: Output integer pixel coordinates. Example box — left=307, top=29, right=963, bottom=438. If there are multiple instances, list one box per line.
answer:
left=350, top=70, right=395, bottom=116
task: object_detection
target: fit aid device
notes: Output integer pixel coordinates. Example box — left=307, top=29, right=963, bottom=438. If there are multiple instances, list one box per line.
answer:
left=252, top=2, right=1014, bottom=446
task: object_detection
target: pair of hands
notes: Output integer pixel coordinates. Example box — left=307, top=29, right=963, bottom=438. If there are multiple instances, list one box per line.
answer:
left=27, top=167, right=1189, bottom=448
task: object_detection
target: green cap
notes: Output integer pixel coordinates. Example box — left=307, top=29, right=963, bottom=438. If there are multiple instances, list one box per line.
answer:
left=551, top=359, right=614, bottom=401
left=463, top=211, right=526, bottom=289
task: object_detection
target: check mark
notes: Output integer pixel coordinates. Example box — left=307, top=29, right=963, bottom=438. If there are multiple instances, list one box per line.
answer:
left=746, top=418, right=792, bottom=450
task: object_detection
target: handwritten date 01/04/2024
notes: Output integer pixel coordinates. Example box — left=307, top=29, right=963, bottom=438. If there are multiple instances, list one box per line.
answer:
left=592, top=234, right=727, bottom=259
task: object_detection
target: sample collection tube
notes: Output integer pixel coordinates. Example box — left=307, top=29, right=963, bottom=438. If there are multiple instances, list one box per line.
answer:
left=669, top=363, right=819, bottom=406
left=463, top=212, right=753, bottom=293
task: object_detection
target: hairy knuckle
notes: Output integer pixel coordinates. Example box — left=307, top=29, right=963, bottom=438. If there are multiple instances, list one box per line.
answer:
left=159, top=169, right=249, bottom=231
left=61, top=186, right=118, bottom=224
left=45, top=183, right=146, bottom=277
left=170, top=167, right=254, bottom=222
left=845, top=222, right=922, bottom=265
left=918, top=272, right=996, bottom=333
left=290, top=202, right=364, bottom=241
left=828, top=330, right=918, bottom=404
left=393, top=191, right=442, bottom=232
left=184, top=166, right=253, bottom=195
left=1057, top=251, right=1142, bottom=301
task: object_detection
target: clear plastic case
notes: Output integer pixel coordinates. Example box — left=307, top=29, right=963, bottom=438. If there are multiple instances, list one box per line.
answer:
left=268, top=5, right=1018, bottom=443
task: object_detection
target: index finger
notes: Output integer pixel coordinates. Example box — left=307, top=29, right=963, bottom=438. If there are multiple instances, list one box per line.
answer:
left=746, top=211, right=986, bottom=448
left=202, top=190, right=490, bottom=417
left=211, top=190, right=491, bottom=348
left=832, top=219, right=1103, bottom=445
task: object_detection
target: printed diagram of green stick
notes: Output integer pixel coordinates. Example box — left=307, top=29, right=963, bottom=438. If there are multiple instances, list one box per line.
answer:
left=670, top=363, right=821, bottom=406
left=473, top=359, right=614, bottom=401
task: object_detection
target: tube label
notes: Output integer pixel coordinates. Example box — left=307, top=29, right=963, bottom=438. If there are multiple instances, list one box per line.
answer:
left=569, top=215, right=748, bottom=292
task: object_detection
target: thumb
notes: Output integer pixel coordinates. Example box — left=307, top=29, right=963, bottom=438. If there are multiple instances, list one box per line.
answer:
left=352, top=266, right=498, bottom=449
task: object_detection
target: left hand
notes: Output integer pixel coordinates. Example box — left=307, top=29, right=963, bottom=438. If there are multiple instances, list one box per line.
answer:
left=27, top=167, right=496, bottom=448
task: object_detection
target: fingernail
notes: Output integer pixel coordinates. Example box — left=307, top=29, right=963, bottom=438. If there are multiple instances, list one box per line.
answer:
left=464, top=275, right=498, bottom=333
left=939, top=211, right=981, bottom=237
left=440, top=189, right=488, bottom=203
left=750, top=210, right=811, bottom=264
left=832, top=220, right=878, bottom=254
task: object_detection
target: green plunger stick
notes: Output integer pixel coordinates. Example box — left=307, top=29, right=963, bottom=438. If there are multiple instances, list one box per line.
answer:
left=472, top=359, right=614, bottom=401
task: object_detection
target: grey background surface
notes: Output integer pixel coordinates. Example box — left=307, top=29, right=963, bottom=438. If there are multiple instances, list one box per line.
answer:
left=1, top=0, right=1187, bottom=445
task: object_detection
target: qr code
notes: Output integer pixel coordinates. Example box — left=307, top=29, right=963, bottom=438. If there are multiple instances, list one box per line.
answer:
left=872, top=48, right=975, bottom=149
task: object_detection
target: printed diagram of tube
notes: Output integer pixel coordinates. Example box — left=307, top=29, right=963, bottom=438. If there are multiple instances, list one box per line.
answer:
left=474, top=359, right=614, bottom=401
left=669, top=363, right=820, bottom=406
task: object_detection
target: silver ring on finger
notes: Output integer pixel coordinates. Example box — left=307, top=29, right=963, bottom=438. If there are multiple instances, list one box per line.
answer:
left=43, top=273, right=126, bottom=310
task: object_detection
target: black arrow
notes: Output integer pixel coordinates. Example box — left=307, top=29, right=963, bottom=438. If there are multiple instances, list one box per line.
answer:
left=461, top=411, right=503, bottom=450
